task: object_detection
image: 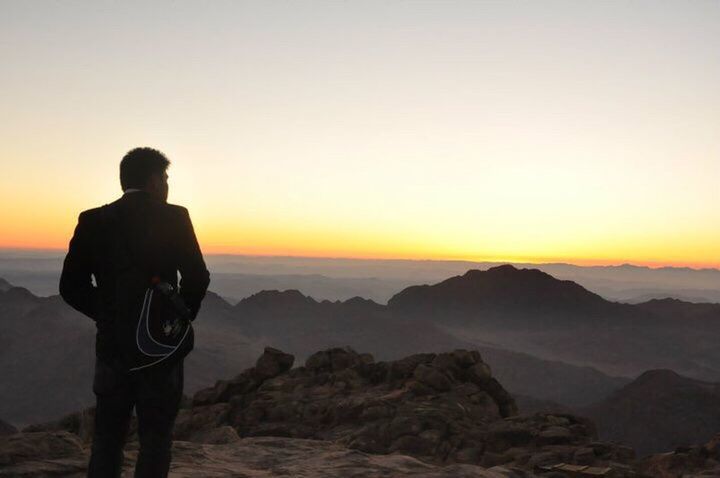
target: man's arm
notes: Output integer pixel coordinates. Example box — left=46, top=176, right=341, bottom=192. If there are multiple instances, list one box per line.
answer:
left=177, top=208, right=210, bottom=320
left=59, top=211, right=101, bottom=321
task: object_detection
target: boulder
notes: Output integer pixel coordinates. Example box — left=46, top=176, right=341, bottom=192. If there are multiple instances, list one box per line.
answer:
left=305, top=347, right=362, bottom=373
left=413, top=364, right=453, bottom=391
left=387, top=353, right=436, bottom=380
left=254, top=346, right=294, bottom=381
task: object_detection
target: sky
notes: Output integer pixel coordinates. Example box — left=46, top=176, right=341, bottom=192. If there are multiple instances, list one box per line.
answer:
left=1, top=1, right=718, bottom=268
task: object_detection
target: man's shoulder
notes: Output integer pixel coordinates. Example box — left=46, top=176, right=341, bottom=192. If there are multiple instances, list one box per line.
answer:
left=161, top=203, right=191, bottom=226
left=130, top=201, right=192, bottom=227
left=76, top=197, right=122, bottom=222
left=165, top=203, right=189, bottom=216
left=76, top=205, right=108, bottom=224
left=77, top=200, right=189, bottom=227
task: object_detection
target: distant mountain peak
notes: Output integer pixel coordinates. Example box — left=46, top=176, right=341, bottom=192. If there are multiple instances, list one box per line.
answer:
left=602, top=368, right=716, bottom=403
left=388, top=266, right=608, bottom=314
left=237, top=289, right=317, bottom=309
left=642, top=298, right=688, bottom=305
left=483, top=264, right=519, bottom=273
left=342, top=296, right=381, bottom=307
left=634, top=368, right=683, bottom=384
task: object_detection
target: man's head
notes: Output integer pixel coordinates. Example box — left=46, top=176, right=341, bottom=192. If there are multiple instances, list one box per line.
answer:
left=119, top=147, right=170, bottom=202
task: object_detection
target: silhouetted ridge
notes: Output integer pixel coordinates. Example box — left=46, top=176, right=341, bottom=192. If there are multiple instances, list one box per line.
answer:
left=199, top=291, right=236, bottom=314
left=634, top=368, right=682, bottom=382
left=0, top=285, right=37, bottom=302
left=236, top=289, right=317, bottom=309
left=585, top=368, right=720, bottom=455
left=236, top=290, right=385, bottom=316
left=634, top=297, right=720, bottom=321
left=610, top=368, right=719, bottom=398
left=388, top=264, right=608, bottom=315
left=340, top=296, right=382, bottom=308
left=642, top=298, right=687, bottom=305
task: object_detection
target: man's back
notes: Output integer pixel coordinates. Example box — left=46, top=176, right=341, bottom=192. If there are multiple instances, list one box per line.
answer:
left=59, top=148, right=210, bottom=478
left=60, top=190, right=210, bottom=367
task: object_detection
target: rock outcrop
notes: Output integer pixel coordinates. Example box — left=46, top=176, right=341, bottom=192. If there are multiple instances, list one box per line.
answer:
left=189, top=345, right=523, bottom=461
left=2, top=347, right=651, bottom=477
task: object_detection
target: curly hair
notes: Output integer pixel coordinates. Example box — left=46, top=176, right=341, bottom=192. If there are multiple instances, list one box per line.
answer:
left=119, top=147, right=171, bottom=190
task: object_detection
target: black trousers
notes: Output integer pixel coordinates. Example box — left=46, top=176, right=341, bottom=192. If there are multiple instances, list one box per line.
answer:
left=87, top=358, right=184, bottom=478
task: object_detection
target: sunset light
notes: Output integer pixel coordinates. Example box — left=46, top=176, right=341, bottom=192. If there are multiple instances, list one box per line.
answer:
left=1, top=1, right=718, bottom=268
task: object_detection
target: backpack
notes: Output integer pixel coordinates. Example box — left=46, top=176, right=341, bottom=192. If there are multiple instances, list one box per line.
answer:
left=100, top=204, right=194, bottom=372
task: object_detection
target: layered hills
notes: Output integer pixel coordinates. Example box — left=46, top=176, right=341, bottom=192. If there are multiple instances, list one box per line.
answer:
left=388, top=265, right=720, bottom=380
left=5, top=251, right=720, bottom=303
left=0, top=283, right=262, bottom=426
left=1, top=265, right=718, bottom=458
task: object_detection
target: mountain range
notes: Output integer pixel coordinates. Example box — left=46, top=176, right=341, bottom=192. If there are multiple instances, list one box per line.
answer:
left=3, top=250, right=720, bottom=304
left=1, top=264, right=718, bottom=456
left=389, top=266, right=720, bottom=380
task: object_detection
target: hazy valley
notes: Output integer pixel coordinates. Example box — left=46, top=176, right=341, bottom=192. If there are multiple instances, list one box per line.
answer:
left=2, top=257, right=720, bottom=466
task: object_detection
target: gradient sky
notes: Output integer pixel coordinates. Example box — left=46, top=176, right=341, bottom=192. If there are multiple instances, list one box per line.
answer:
left=1, top=1, right=718, bottom=267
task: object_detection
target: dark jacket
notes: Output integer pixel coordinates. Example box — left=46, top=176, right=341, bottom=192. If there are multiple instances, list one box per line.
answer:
left=60, top=191, right=210, bottom=364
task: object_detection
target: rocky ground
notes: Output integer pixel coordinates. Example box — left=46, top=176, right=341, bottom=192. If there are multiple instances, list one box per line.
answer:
left=0, top=430, right=535, bottom=477
left=2, top=346, right=720, bottom=477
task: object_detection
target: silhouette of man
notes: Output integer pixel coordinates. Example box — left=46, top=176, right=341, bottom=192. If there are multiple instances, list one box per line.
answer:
left=60, top=147, right=210, bottom=477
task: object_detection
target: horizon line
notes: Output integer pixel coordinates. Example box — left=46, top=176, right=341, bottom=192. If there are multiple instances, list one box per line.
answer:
left=0, top=246, right=718, bottom=272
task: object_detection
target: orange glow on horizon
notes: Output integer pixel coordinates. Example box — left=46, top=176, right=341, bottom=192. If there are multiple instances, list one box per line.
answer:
left=2, top=2, right=718, bottom=274
left=1, top=243, right=717, bottom=271
left=1, top=197, right=718, bottom=270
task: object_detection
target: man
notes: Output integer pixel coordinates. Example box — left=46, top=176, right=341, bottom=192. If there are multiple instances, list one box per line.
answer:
left=60, top=147, right=210, bottom=477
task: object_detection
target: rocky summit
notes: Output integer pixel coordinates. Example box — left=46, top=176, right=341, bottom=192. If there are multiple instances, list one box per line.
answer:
left=0, top=346, right=697, bottom=477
